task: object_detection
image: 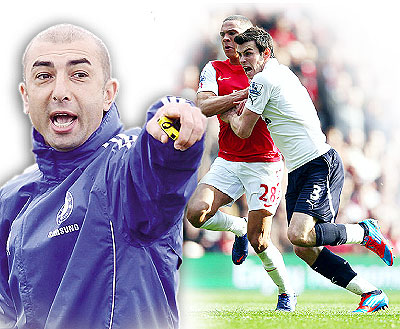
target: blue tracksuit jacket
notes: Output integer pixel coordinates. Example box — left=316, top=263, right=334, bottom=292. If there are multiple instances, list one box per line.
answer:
left=0, top=96, right=204, bottom=329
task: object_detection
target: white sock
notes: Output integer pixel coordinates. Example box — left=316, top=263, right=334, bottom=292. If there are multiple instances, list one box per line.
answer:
left=258, top=243, right=294, bottom=295
left=199, top=210, right=247, bottom=236
left=345, top=274, right=378, bottom=295
left=344, top=223, right=365, bottom=244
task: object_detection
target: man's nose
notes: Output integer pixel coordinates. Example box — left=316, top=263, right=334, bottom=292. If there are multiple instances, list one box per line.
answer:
left=52, top=76, right=71, bottom=103
left=222, top=34, right=231, bottom=42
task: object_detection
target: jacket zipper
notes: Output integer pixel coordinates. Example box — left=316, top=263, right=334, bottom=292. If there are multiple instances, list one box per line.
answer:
left=108, top=220, right=116, bottom=329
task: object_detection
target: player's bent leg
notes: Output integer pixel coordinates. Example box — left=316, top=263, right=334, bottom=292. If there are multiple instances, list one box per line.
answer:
left=288, top=212, right=348, bottom=248
left=359, top=219, right=394, bottom=266
left=186, top=183, right=232, bottom=228
left=287, top=213, right=394, bottom=266
left=353, top=290, right=389, bottom=313
left=289, top=215, right=360, bottom=287
left=287, top=212, right=317, bottom=247
left=186, top=183, right=248, bottom=264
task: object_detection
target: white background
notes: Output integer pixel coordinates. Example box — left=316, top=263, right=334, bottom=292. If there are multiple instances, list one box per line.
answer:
left=1, top=1, right=399, bottom=184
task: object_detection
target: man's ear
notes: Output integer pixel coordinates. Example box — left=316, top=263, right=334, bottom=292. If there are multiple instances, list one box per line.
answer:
left=19, top=82, right=30, bottom=114
left=263, top=48, right=271, bottom=61
left=103, top=79, right=119, bottom=112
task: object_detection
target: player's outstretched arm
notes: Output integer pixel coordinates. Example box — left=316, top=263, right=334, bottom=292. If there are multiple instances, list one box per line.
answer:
left=108, top=97, right=206, bottom=240
left=196, top=88, right=248, bottom=117
left=146, top=102, right=207, bottom=151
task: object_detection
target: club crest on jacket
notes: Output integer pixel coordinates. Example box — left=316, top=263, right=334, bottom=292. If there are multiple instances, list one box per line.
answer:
left=56, top=191, right=74, bottom=225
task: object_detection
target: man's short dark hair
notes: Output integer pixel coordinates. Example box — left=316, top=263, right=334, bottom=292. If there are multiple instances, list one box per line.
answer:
left=223, top=15, right=252, bottom=26
left=234, top=26, right=275, bottom=58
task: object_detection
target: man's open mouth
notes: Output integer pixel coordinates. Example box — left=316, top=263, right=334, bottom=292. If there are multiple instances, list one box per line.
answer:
left=243, top=66, right=252, bottom=73
left=51, top=113, right=78, bottom=128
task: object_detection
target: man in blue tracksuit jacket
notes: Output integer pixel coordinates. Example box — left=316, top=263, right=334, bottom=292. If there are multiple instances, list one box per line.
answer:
left=0, top=24, right=206, bottom=329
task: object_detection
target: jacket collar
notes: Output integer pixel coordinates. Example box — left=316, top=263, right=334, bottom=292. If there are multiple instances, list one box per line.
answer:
left=32, top=103, right=123, bottom=182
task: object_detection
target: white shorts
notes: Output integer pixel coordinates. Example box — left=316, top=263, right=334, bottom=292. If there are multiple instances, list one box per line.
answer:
left=199, top=157, right=284, bottom=215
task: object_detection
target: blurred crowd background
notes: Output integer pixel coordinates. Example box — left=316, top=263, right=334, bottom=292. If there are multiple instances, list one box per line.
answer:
left=174, top=6, right=400, bottom=258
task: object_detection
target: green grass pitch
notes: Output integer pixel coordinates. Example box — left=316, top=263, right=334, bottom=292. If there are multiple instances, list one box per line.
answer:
left=180, top=289, right=400, bottom=329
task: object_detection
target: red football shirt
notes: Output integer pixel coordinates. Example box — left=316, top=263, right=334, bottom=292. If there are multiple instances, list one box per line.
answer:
left=210, top=59, right=281, bottom=162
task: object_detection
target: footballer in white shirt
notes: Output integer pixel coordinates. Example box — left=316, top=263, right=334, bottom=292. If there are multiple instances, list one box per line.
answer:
left=221, top=26, right=393, bottom=313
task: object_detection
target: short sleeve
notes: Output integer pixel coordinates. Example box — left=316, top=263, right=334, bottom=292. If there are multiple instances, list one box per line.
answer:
left=245, top=73, right=272, bottom=115
left=197, top=62, right=218, bottom=95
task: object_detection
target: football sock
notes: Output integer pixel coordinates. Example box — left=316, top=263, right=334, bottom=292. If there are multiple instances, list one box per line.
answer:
left=258, top=243, right=294, bottom=294
left=311, top=247, right=357, bottom=288
left=199, top=210, right=247, bottom=236
left=344, top=223, right=365, bottom=244
left=345, top=275, right=378, bottom=295
left=314, top=222, right=347, bottom=246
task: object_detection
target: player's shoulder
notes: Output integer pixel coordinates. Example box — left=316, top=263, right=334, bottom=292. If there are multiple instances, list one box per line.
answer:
left=201, top=60, right=229, bottom=75
left=251, top=70, right=272, bottom=88
left=211, top=59, right=236, bottom=71
left=201, top=60, right=216, bottom=71
left=254, top=60, right=282, bottom=86
left=210, top=58, right=229, bottom=66
left=0, top=164, right=41, bottom=199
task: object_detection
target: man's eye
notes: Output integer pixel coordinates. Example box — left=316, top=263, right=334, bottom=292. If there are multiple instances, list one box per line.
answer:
left=36, top=73, right=52, bottom=80
left=73, top=72, right=88, bottom=79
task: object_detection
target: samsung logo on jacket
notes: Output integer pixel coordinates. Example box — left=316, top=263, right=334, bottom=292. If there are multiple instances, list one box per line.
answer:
left=0, top=97, right=204, bottom=329
left=48, top=223, right=80, bottom=238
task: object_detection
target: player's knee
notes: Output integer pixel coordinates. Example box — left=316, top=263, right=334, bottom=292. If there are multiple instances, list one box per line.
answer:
left=248, top=232, right=269, bottom=254
left=186, top=200, right=213, bottom=228
left=287, top=226, right=312, bottom=247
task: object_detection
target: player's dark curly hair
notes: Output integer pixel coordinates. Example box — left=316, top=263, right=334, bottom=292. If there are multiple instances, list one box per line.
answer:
left=234, top=26, right=275, bottom=58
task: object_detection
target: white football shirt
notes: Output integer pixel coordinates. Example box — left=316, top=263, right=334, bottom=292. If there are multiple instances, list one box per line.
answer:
left=198, top=61, right=218, bottom=95
left=245, top=58, right=331, bottom=172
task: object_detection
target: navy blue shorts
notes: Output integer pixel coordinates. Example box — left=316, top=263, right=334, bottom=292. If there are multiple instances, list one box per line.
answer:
left=285, top=148, right=344, bottom=224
